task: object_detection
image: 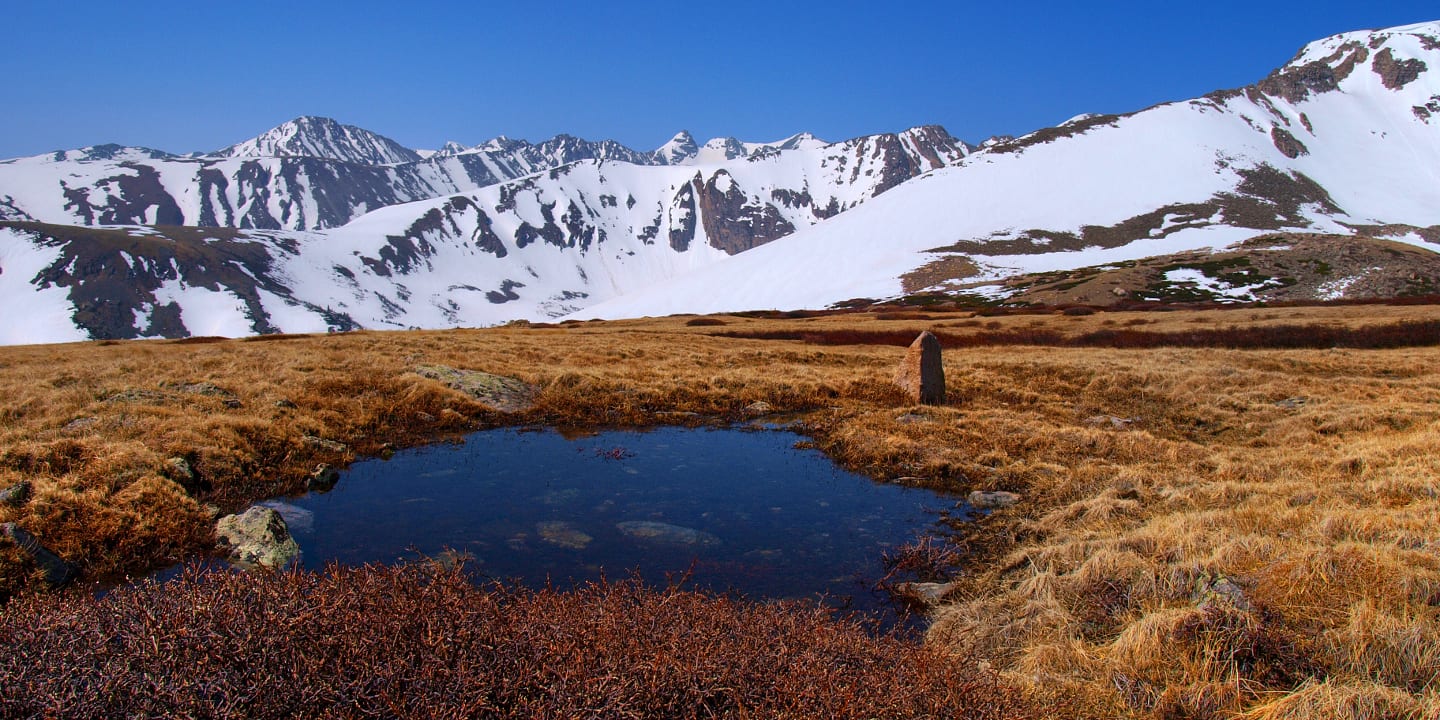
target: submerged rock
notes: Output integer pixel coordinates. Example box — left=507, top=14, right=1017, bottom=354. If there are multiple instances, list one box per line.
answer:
left=894, top=331, right=945, bottom=405
left=537, top=521, right=593, bottom=550
left=1, top=522, right=78, bottom=588
left=616, top=521, right=721, bottom=548
left=413, top=365, right=536, bottom=412
left=215, top=506, right=300, bottom=569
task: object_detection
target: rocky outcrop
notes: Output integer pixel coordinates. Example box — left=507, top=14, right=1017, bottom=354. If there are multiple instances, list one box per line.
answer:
left=894, top=332, right=945, bottom=405
left=215, top=506, right=300, bottom=569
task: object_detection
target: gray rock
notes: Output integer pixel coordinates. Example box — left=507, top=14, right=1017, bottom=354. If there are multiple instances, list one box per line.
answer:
left=0, top=480, right=31, bottom=507
left=302, top=435, right=349, bottom=453
left=413, top=365, right=536, bottom=412
left=743, top=401, right=773, bottom=416
left=1, top=523, right=77, bottom=588
left=215, top=506, right=300, bottom=569
left=616, top=521, right=721, bottom=547
left=967, top=490, right=1021, bottom=509
left=894, top=331, right=945, bottom=405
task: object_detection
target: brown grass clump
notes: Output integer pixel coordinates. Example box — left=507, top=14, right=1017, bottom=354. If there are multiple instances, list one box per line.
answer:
left=3, top=303, right=1440, bottom=717
left=0, top=563, right=1029, bottom=719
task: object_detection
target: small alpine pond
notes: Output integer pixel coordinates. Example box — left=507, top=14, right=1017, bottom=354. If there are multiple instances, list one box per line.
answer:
left=266, top=425, right=959, bottom=617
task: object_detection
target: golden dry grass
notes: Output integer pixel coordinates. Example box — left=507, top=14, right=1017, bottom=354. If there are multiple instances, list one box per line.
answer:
left=2, top=303, right=1439, bottom=718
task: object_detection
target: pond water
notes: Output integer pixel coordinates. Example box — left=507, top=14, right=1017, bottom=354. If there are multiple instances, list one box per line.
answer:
left=265, top=426, right=957, bottom=617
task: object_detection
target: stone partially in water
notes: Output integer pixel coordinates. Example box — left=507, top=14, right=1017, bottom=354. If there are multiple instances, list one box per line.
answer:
left=216, top=506, right=299, bottom=569
left=537, top=521, right=594, bottom=550
left=257, top=500, right=315, bottom=532
left=616, top=521, right=720, bottom=548
left=894, top=332, right=945, bottom=405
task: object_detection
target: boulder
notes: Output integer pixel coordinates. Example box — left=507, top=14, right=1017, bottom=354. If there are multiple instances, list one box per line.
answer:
left=215, top=506, right=300, bottom=569
left=413, top=365, right=536, bottom=412
left=1, top=523, right=78, bottom=588
left=894, top=332, right=945, bottom=405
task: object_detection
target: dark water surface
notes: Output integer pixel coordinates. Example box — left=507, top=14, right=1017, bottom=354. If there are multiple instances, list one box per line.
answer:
left=265, top=426, right=956, bottom=616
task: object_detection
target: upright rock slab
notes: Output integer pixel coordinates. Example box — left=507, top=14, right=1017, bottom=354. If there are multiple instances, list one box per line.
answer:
left=894, top=331, right=946, bottom=405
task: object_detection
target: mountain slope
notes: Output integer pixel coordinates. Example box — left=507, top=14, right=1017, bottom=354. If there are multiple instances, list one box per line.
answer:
left=572, top=21, right=1440, bottom=319
left=0, top=125, right=970, bottom=339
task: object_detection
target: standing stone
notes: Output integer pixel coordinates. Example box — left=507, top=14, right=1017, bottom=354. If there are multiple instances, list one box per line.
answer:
left=894, top=331, right=946, bottom=405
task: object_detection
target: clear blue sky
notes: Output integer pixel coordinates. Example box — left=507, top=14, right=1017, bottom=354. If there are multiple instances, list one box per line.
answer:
left=2, top=1, right=1435, bottom=158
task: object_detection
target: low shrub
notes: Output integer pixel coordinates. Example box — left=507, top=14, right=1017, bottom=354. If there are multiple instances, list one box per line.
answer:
left=0, top=564, right=1032, bottom=719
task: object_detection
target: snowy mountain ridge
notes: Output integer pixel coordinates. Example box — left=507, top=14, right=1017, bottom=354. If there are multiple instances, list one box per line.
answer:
left=1, top=21, right=1438, bottom=345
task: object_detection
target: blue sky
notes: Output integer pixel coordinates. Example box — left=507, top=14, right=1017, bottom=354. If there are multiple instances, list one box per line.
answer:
left=2, top=1, right=1436, bottom=158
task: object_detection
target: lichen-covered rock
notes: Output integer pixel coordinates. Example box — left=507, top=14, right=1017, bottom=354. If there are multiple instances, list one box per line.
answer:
left=414, top=365, right=536, bottom=412
left=894, top=331, right=945, bottom=405
left=215, top=506, right=299, bottom=569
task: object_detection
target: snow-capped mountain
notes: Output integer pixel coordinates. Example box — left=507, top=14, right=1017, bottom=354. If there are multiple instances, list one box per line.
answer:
left=573, top=21, right=1440, bottom=318
left=0, top=115, right=967, bottom=234
left=211, top=116, right=423, bottom=165
left=0, top=123, right=969, bottom=342
left=1, top=21, right=1438, bottom=345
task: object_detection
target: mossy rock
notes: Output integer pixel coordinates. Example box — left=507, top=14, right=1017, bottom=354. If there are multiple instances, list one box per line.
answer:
left=413, top=365, right=536, bottom=413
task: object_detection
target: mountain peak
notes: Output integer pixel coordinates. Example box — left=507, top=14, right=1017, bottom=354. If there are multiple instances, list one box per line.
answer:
left=653, top=131, right=699, bottom=164
left=213, top=116, right=421, bottom=165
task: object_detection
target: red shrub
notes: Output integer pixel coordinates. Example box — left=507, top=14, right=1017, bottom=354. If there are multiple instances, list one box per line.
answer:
left=0, top=564, right=1032, bottom=719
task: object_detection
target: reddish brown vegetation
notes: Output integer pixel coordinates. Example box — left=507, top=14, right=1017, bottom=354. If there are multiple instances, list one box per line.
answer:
left=715, top=319, right=1440, bottom=351
left=0, top=564, right=1030, bottom=719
